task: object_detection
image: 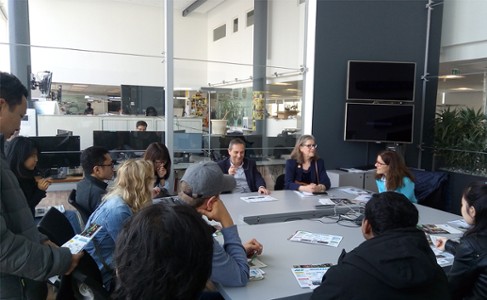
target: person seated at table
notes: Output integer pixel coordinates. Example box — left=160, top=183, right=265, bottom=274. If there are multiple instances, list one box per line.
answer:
left=113, top=203, right=213, bottom=300
left=84, top=159, right=155, bottom=292
left=143, top=142, right=173, bottom=198
left=76, top=146, right=114, bottom=216
left=310, top=192, right=449, bottom=300
left=435, top=181, right=487, bottom=300
left=217, top=138, right=269, bottom=194
left=178, top=161, right=263, bottom=287
left=135, top=120, right=147, bottom=131
left=5, top=136, right=51, bottom=216
left=375, top=150, right=417, bottom=203
left=284, top=134, right=330, bottom=193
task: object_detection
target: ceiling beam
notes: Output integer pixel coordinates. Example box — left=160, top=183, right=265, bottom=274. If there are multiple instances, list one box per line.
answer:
left=182, top=0, right=207, bottom=17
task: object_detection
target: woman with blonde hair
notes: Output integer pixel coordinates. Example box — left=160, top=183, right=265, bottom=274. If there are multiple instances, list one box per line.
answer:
left=83, top=159, right=155, bottom=291
left=284, top=134, right=331, bottom=193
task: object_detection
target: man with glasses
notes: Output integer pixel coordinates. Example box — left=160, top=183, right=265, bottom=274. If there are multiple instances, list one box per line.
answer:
left=76, top=146, right=114, bottom=216
left=178, top=161, right=263, bottom=288
left=218, top=138, right=269, bottom=194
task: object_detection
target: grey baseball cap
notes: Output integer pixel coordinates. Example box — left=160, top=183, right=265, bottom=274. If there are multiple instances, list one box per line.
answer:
left=181, top=161, right=236, bottom=197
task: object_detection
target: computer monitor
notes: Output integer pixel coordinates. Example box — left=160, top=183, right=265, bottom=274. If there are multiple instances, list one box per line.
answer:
left=30, top=136, right=81, bottom=169
left=56, top=129, right=73, bottom=136
left=174, top=133, right=203, bottom=154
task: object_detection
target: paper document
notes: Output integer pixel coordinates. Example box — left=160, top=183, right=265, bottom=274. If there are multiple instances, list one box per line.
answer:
left=291, top=264, right=333, bottom=289
left=289, top=230, right=343, bottom=247
left=240, top=195, right=278, bottom=203
left=62, top=223, right=102, bottom=254
left=418, top=224, right=463, bottom=234
left=35, top=205, right=65, bottom=218
left=294, top=190, right=316, bottom=198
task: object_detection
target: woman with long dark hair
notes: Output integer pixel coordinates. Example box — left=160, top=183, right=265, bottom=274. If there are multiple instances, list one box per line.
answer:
left=143, top=142, right=173, bottom=198
left=6, top=136, right=51, bottom=216
left=435, top=182, right=487, bottom=300
left=374, top=150, right=417, bottom=203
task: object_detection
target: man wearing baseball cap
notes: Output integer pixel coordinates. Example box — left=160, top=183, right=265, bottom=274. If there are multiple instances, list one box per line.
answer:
left=179, top=161, right=263, bottom=287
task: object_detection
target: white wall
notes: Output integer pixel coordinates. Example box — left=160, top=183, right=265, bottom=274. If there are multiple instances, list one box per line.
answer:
left=0, top=0, right=9, bottom=71
left=440, top=0, right=487, bottom=62
left=26, top=0, right=207, bottom=88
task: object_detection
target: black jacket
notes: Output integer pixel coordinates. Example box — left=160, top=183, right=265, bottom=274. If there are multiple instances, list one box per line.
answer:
left=75, top=174, right=108, bottom=216
left=217, top=158, right=266, bottom=192
left=311, top=227, right=450, bottom=300
left=445, top=232, right=487, bottom=300
left=17, top=176, right=46, bottom=217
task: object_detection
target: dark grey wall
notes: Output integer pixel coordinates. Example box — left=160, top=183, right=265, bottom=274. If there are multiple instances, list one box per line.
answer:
left=312, top=0, right=443, bottom=171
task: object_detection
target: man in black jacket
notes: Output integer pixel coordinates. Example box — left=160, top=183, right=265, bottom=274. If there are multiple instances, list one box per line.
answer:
left=76, top=146, right=114, bottom=216
left=217, top=138, right=269, bottom=194
left=311, top=192, right=449, bottom=300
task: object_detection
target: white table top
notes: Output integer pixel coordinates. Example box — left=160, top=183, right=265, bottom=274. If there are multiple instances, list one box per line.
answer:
left=217, top=190, right=462, bottom=300
left=220, top=188, right=366, bottom=225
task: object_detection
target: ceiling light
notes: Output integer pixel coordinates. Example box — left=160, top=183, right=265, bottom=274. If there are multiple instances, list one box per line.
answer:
left=439, top=68, right=465, bottom=80
left=272, top=82, right=292, bottom=86
left=450, top=87, right=474, bottom=91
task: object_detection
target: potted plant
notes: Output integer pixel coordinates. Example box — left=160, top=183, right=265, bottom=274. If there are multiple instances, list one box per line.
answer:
left=434, top=107, right=487, bottom=175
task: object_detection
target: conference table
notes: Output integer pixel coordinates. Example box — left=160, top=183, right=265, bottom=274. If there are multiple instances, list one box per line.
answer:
left=220, top=188, right=367, bottom=225
left=217, top=188, right=463, bottom=300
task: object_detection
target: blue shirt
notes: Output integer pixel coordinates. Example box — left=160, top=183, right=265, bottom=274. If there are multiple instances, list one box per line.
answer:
left=376, top=176, right=418, bottom=203
left=84, top=195, right=132, bottom=289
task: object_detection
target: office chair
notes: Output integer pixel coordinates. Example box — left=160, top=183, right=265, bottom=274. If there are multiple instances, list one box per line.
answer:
left=274, top=174, right=285, bottom=191
left=38, top=207, right=75, bottom=246
left=38, top=208, right=111, bottom=299
left=67, top=189, right=90, bottom=226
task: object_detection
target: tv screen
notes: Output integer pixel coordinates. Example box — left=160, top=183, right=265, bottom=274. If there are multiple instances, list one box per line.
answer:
left=344, top=103, right=414, bottom=143
left=30, top=136, right=81, bottom=168
left=346, top=60, right=416, bottom=101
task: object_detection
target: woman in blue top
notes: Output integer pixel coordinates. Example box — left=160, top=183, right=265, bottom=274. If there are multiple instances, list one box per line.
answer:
left=84, top=159, right=155, bottom=291
left=374, top=150, right=417, bottom=203
left=284, top=134, right=331, bottom=193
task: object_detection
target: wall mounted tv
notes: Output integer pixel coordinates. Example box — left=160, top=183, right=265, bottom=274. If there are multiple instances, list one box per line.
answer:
left=344, top=103, right=414, bottom=144
left=346, top=60, right=416, bottom=101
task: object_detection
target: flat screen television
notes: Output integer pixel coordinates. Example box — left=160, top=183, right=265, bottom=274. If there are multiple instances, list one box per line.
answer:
left=30, top=136, right=81, bottom=168
left=344, top=103, right=414, bottom=144
left=346, top=60, right=416, bottom=101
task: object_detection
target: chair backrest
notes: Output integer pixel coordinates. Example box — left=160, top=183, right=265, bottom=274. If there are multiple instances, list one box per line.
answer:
left=274, top=174, right=285, bottom=191
left=56, top=254, right=111, bottom=300
left=38, top=207, right=75, bottom=246
left=67, top=189, right=90, bottom=225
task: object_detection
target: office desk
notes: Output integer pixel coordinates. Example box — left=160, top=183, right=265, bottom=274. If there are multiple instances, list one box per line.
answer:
left=220, top=188, right=363, bottom=225
left=217, top=205, right=462, bottom=300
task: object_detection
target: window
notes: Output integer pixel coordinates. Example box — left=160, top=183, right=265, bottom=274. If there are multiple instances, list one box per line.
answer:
left=246, top=10, right=254, bottom=27
left=233, top=18, right=238, bottom=33
left=213, top=24, right=226, bottom=41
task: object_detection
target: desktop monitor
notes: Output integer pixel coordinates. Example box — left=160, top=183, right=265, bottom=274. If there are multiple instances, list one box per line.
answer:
left=30, top=136, right=81, bottom=169
left=174, top=133, right=203, bottom=153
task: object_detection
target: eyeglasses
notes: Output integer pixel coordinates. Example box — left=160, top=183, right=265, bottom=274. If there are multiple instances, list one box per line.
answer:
left=375, top=161, right=387, bottom=166
left=98, top=161, right=115, bottom=167
left=154, top=160, right=167, bottom=166
left=301, top=144, right=318, bottom=149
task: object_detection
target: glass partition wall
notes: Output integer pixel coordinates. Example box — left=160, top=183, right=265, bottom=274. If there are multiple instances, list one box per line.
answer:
left=2, top=0, right=308, bottom=186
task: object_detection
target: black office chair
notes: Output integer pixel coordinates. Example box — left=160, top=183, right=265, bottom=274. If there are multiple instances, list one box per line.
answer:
left=274, top=174, right=285, bottom=191
left=38, top=207, right=111, bottom=300
left=38, top=207, right=76, bottom=246
left=67, top=189, right=90, bottom=226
